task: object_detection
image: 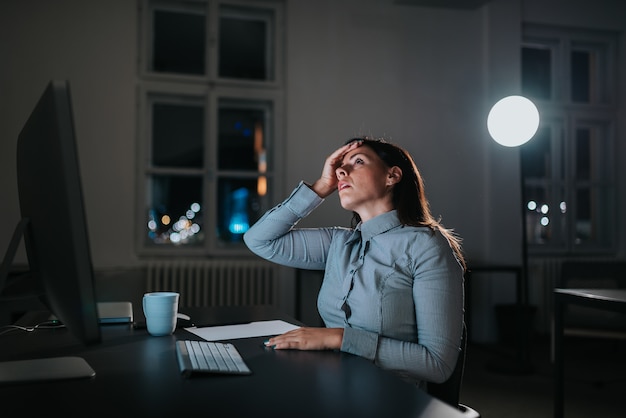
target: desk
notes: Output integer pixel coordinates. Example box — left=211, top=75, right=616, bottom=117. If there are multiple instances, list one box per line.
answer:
left=0, top=306, right=463, bottom=417
left=553, top=288, right=626, bottom=418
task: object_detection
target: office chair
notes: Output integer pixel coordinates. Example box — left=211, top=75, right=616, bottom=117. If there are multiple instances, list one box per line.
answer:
left=427, top=323, right=480, bottom=417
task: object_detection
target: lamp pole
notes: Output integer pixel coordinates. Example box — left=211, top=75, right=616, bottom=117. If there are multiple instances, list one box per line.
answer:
left=487, top=95, right=539, bottom=374
left=518, top=151, right=532, bottom=370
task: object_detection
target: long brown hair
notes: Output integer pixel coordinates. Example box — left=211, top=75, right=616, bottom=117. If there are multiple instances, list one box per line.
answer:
left=345, top=136, right=466, bottom=271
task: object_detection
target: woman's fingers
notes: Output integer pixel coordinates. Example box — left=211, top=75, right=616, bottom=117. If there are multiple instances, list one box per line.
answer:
left=312, top=141, right=363, bottom=197
left=328, top=140, right=361, bottom=166
left=264, top=327, right=344, bottom=351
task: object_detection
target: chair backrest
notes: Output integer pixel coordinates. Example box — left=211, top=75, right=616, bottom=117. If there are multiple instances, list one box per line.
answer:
left=427, top=323, right=467, bottom=407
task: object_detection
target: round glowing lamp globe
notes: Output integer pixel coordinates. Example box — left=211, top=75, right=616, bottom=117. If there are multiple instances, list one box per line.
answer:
left=487, top=95, right=540, bottom=147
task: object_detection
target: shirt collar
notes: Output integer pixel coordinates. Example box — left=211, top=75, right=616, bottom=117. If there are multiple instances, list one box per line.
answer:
left=355, top=210, right=402, bottom=242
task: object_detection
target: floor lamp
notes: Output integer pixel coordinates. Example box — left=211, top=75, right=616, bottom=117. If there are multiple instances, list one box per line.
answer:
left=487, top=95, right=540, bottom=374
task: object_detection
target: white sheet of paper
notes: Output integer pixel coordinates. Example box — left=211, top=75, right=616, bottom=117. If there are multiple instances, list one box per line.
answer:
left=184, top=320, right=300, bottom=341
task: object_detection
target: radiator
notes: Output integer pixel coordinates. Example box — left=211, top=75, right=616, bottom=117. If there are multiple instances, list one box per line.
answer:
left=145, top=259, right=278, bottom=308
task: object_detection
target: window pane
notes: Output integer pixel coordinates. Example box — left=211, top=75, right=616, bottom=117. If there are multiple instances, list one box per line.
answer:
left=571, top=50, right=590, bottom=102
left=575, top=187, right=591, bottom=243
left=152, top=101, right=204, bottom=168
left=573, top=122, right=612, bottom=248
left=219, top=6, right=273, bottom=80
left=525, top=186, right=551, bottom=245
left=146, top=175, right=203, bottom=246
left=522, top=47, right=552, bottom=100
left=571, top=40, right=611, bottom=104
left=521, top=126, right=552, bottom=179
left=152, top=6, right=206, bottom=75
left=575, top=127, right=591, bottom=180
left=574, top=186, right=613, bottom=247
left=217, top=177, right=267, bottom=244
left=218, top=100, right=270, bottom=171
left=525, top=185, right=567, bottom=247
left=575, top=123, right=610, bottom=182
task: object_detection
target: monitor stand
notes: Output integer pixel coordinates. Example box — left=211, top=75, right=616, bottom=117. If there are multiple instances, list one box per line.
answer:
left=1, top=219, right=96, bottom=384
left=0, top=356, right=95, bottom=384
left=0, top=219, right=30, bottom=296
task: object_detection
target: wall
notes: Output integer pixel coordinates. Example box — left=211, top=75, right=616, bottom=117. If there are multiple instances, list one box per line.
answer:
left=0, top=1, right=138, bottom=268
left=1, top=0, right=624, bottom=340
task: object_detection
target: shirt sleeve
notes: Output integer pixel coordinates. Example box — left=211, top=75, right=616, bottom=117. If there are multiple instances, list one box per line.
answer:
left=243, top=181, right=332, bottom=270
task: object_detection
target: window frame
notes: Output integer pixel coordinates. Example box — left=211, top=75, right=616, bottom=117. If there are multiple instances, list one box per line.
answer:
left=521, top=24, right=618, bottom=256
left=139, top=0, right=284, bottom=87
left=136, top=0, right=285, bottom=257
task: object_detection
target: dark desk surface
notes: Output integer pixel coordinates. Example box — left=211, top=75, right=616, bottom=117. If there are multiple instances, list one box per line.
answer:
left=0, top=306, right=463, bottom=417
left=553, top=288, right=626, bottom=418
left=554, top=288, right=626, bottom=307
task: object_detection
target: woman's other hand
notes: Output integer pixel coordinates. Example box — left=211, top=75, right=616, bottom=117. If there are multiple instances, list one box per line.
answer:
left=264, top=327, right=344, bottom=350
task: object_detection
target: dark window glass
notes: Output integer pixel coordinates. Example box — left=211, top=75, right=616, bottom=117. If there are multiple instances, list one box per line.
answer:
left=571, top=51, right=590, bottom=102
left=219, top=9, right=269, bottom=80
left=521, top=126, right=551, bottom=179
left=218, top=104, right=267, bottom=171
left=524, top=185, right=551, bottom=245
left=575, top=124, right=610, bottom=183
left=217, top=177, right=265, bottom=243
left=524, top=185, right=567, bottom=247
left=153, top=9, right=205, bottom=75
left=574, top=185, right=613, bottom=246
left=522, top=47, right=551, bottom=100
left=573, top=125, right=612, bottom=247
left=147, top=175, right=203, bottom=245
left=152, top=102, right=204, bottom=168
left=575, top=128, right=591, bottom=181
left=575, top=187, right=591, bottom=225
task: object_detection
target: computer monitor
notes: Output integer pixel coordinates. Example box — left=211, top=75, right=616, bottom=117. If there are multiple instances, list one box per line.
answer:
left=0, top=80, right=101, bottom=348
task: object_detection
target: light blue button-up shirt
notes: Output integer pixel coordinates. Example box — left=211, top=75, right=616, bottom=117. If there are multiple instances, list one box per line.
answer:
left=243, top=181, right=464, bottom=386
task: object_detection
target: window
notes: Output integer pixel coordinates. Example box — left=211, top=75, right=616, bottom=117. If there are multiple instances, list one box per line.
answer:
left=521, top=25, right=618, bottom=254
left=137, top=0, right=284, bottom=256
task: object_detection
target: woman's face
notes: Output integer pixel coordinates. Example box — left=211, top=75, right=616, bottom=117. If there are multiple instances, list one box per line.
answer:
left=336, top=145, right=401, bottom=222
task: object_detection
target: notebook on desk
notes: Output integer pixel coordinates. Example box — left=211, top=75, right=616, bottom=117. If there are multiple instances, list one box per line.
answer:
left=97, top=302, right=133, bottom=324
left=47, top=302, right=133, bottom=324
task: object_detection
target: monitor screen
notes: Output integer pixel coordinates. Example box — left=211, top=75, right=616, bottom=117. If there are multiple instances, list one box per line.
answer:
left=2, top=80, right=101, bottom=346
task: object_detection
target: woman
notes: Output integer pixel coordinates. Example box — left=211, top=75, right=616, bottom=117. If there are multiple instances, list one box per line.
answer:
left=243, top=136, right=466, bottom=387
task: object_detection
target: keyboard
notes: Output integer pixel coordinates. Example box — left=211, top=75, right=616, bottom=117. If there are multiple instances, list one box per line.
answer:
left=175, top=340, right=252, bottom=377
